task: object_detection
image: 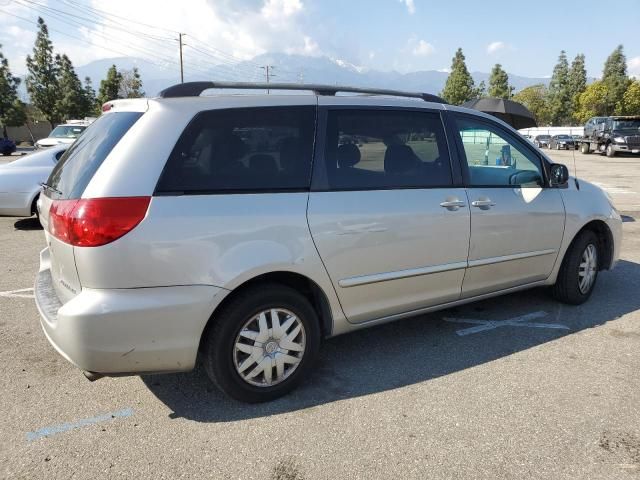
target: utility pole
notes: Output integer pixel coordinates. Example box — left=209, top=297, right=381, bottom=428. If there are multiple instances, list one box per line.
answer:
left=261, top=65, right=275, bottom=93
left=178, top=33, right=185, bottom=83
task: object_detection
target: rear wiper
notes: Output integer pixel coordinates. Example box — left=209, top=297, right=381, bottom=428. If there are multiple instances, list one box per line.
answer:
left=40, top=182, right=63, bottom=196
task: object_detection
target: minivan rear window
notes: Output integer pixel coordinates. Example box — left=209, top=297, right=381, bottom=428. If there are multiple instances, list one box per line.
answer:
left=155, top=106, right=315, bottom=194
left=46, top=112, right=143, bottom=199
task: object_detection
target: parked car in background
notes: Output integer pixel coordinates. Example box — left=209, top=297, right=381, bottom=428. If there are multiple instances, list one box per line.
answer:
left=549, top=134, right=576, bottom=150
left=1, top=137, right=17, bottom=156
left=533, top=134, right=551, bottom=148
left=583, top=116, right=607, bottom=139
left=0, top=146, right=66, bottom=221
left=35, top=83, right=621, bottom=403
left=35, top=120, right=91, bottom=149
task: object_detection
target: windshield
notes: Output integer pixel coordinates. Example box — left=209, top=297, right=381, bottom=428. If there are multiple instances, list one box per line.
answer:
left=613, top=120, right=640, bottom=130
left=49, top=125, right=87, bottom=138
left=557, top=135, right=571, bottom=139
left=537, top=135, right=550, bottom=140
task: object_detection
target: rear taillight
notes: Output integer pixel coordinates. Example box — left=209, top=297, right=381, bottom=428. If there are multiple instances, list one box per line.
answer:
left=48, top=197, right=150, bottom=247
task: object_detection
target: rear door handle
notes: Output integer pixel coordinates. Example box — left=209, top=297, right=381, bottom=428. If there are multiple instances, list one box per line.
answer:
left=440, top=200, right=466, bottom=211
left=471, top=199, right=496, bottom=210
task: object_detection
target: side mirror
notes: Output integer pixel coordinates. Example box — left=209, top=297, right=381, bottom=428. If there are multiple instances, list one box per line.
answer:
left=549, top=163, right=569, bottom=187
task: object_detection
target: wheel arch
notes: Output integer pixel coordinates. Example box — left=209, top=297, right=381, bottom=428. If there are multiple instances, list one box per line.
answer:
left=199, top=271, right=335, bottom=353
left=567, top=219, right=614, bottom=270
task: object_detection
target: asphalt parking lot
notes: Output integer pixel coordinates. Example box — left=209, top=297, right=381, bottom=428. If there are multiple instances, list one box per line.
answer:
left=1, top=149, right=639, bottom=479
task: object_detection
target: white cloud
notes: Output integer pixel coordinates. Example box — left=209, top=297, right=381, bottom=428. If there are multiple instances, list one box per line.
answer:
left=629, top=56, right=640, bottom=78
left=412, top=40, right=435, bottom=56
left=487, top=41, right=506, bottom=54
left=399, top=0, right=416, bottom=14
left=0, top=0, right=318, bottom=80
left=437, top=67, right=450, bottom=73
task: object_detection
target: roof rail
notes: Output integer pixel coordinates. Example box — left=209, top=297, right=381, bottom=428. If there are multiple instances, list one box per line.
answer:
left=158, top=81, right=447, bottom=104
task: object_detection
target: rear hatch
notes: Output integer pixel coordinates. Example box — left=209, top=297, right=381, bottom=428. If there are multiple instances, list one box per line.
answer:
left=40, top=107, right=146, bottom=304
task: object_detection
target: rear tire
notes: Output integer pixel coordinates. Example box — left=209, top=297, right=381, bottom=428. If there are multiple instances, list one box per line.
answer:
left=201, top=284, right=321, bottom=403
left=552, top=230, right=599, bottom=305
left=581, top=143, right=590, bottom=154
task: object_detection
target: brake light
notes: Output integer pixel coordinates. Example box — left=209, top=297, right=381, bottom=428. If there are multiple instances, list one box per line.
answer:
left=48, top=197, right=150, bottom=247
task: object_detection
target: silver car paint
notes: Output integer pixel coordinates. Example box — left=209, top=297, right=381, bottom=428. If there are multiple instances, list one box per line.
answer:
left=34, top=95, right=622, bottom=376
left=0, top=147, right=64, bottom=216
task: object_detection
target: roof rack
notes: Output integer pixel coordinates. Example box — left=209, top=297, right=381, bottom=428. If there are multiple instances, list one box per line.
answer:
left=158, top=81, right=447, bottom=104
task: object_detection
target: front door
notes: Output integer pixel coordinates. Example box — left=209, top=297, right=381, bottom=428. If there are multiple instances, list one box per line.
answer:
left=308, top=105, right=470, bottom=323
left=450, top=113, right=566, bottom=298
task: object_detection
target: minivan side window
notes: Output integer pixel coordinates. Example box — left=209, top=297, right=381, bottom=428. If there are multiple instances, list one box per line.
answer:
left=156, top=106, right=315, bottom=193
left=322, top=109, right=452, bottom=190
left=455, top=116, right=544, bottom=188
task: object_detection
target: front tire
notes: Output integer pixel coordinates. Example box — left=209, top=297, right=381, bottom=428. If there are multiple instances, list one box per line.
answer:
left=605, top=143, right=616, bottom=157
left=202, top=284, right=321, bottom=403
left=552, top=230, right=599, bottom=305
left=581, top=143, right=590, bottom=154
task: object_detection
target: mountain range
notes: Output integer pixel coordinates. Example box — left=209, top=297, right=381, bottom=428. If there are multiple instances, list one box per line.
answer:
left=73, top=53, right=553, bottom=97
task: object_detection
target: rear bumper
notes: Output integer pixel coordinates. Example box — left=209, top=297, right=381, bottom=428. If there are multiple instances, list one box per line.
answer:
left=35, top=248, right=228, bottom=375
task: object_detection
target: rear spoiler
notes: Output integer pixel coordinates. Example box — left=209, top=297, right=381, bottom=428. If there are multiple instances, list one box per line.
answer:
left=101, top=98, right=149, bottom=114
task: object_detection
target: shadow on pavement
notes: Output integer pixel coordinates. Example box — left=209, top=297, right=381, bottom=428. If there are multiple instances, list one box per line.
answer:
left=143, top=259, right=640, bottom=422
left=13, top=217, right=42, bottom=231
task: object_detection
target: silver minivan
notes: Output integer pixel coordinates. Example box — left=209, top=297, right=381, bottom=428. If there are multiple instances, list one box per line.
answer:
left=35, top=83, right=622, bottom=402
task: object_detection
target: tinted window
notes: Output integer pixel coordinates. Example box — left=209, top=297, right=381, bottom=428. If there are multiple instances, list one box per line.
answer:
left=456, top=116, right=544, bottom=187
left=47, top=112, right=142, bottom=199
left=156, top=106, right=315, bottom=193
left=323, top=109, right=452, bottom=190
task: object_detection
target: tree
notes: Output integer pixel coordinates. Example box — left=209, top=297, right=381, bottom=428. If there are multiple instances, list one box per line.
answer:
left=0, top=44, right=26, bottom=138
left=513, top=84, right=551, bottom=126
left=56, top=54, right=91, bottom=120
left=119, top=67, right=144, bottom=98
left=602, top=45, right=630, bottom=114
left=573, top=81, right=609, bottom=124
left=474, top=80, right=486, bottom=99
left=82, top=77, right=97, bottom=115
left=97, top=65, right=123, bottom=107
left=620, top=80, right=640, bottom=115
left=441, top=48, right=477, bottom=105
left=488, top=63, right=513, bottom=99
left=25, top=17, right=60, bottom=128
left=567, top=53, right=587, bottom=121
left=547, top=50, right=572, bottom=125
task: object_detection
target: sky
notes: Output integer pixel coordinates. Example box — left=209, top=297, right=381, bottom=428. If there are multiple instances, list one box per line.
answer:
left=1, top=0, right=639, bottom=80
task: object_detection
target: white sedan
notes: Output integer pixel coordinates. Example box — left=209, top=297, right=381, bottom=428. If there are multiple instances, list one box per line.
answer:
left=0, top=146, right=66, bottom=219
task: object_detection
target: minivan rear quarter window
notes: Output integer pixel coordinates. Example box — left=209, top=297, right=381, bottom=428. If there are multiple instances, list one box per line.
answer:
left=156, top=106, right=316, bottom=194
left=47, top=112, right=143, bottom=199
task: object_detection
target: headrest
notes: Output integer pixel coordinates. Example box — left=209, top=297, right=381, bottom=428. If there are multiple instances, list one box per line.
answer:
left=337, top=143, right=361, bottom=168
left=384, top=145, right=418, bottom=174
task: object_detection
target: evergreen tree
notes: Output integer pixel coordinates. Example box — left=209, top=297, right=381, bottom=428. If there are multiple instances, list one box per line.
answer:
left=0, top=44, right=26, bottom=138
left=441, top=48, right=476, bottom=105
left=513, top=84, right=551, bottom=126
left=567, top=53, right=587, bottom=121
left=56, top=54, right=88, bottom=120
left=602, top=45, right=631, bottom=114
left=25, top=17, right=60, bottom=128
left=488, top=63, right=513, bottom=99
left=547, top=50, right=571, bottom=125
left=97, top=65, right=123, bottom=107
left=119, top=67, right=144, bottom=98
left=474, top=80, right=486, bottom=99
left=82, top=77, right=97, bottom=115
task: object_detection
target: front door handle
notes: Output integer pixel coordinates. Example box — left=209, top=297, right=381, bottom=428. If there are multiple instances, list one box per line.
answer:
left=440, top=199, right=466, bottom=211
left=471, top=198, right=496, bottom=210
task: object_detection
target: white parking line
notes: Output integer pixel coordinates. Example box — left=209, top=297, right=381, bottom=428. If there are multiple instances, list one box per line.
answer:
left=592, top=182, right=637, bottom=195
left=443, top=311, right=569, bottom=336
left=0, top=287, right=35, bottom=299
